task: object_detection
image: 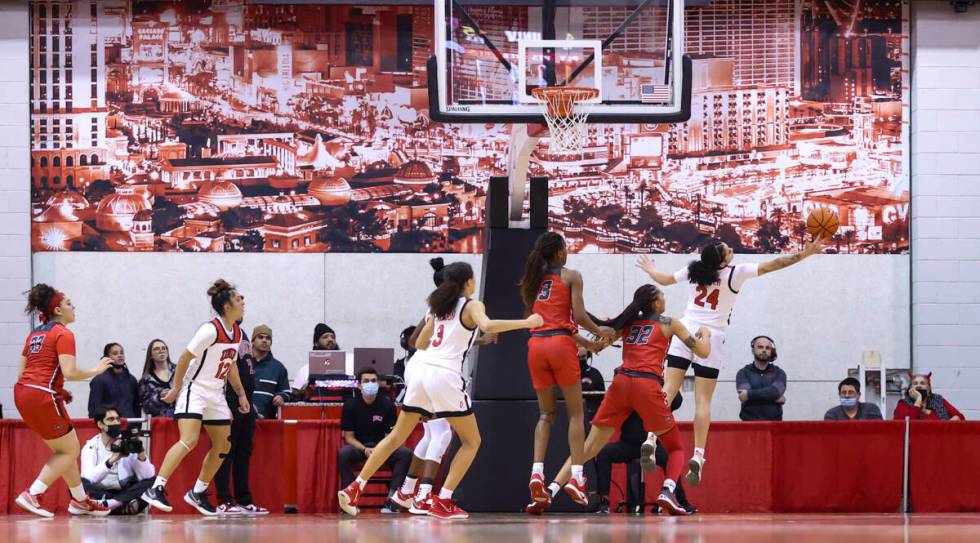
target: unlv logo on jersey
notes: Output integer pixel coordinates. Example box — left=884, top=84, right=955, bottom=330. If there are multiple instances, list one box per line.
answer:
left=213, top=348, right=238, bottom=380
left=28, top=335, right=45, bottom=354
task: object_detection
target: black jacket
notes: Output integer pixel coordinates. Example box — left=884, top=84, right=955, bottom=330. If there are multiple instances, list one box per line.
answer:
left=735, top=362, right=787, bottom=421
left=88, top=366, right=141, bottom=418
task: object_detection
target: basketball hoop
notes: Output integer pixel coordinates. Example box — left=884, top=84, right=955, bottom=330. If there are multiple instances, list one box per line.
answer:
left=531, top=87, right=599, bottom=154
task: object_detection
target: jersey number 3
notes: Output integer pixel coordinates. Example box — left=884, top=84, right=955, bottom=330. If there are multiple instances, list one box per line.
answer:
left=214, top=348, right=237, bottom=380
left=694, top=286, right=720, bottom=310
left=431, top=324, right=446, bottom=348
left=536, top=280, right=553, bottom=301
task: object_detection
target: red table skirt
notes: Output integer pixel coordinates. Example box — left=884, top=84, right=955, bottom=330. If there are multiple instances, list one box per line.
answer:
left=3, top=419, right=978, bottom=514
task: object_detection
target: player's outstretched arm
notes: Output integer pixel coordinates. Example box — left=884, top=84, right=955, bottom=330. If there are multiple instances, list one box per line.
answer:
left=758, top=235, right=824, bottom=276
left=59, top=354, right=112, bottom=381
left=662, top=316, right=711, bottom=359
left=636, top=256, right=678, bottom=286
left=567, top=270, right=616, bottom=340
left=465, top=300, right=543, bottom=334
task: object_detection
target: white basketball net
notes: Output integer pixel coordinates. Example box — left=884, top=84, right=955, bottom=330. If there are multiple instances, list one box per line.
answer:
left=532, top=87, right=599, bottom=154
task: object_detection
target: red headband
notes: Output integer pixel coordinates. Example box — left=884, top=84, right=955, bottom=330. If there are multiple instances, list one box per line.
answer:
left=39, top=292, right=64, bottom=324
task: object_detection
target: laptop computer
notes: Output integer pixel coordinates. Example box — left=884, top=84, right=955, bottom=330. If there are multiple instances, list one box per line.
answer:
left=353, top=348, right=395, bottom=376
left=308, top=350, right=346, bottom=377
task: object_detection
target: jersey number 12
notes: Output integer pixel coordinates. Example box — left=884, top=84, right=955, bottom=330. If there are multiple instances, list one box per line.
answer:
left=214, top=348, right=237, bottom=380
left=694, top=286, right=720, bottom=310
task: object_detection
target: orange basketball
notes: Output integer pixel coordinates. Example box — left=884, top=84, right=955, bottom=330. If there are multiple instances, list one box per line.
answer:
left=805, top=207, right=839, bottom=239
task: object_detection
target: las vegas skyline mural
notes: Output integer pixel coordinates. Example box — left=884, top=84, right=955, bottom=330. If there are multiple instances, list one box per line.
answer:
left=30, top=0, right=909, bottom=254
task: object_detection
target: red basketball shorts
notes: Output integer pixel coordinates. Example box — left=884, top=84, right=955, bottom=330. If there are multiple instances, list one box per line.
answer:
left=14, top=383, right=73, bottom=441
left=592, top=373, right=675, bottom=434
left=527, top=334, right=580, bottom=390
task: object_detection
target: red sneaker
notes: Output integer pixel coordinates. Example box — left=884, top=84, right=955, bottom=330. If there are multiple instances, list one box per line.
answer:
left=392, top=487, right=414, bottom=509
left=427, top=496, right=469, bottom=520
left=68, top=497, right=112, bottom=517
left=15, top=491, right=53, bottom=518
left=563, top=477, right=589, bottom=506
left=409, top=495, right=431, bottom=515
left=525, top=495, right=551, bottom=516
left=337, top=481, right=361, bottom=516
left=528, top=473, right=549, bottom=503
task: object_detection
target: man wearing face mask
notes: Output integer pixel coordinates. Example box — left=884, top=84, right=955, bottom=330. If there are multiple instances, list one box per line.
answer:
left=735, top=336, right=787, bottom=421
left=80, top=404, right=155, bottom=515
left=338, top=368, right=413, bottom=513
left=824, top=378, right=882, bottom=420
left=894, top=373, right=965, bottom=421
left=88, top=343, right=141, bottom=419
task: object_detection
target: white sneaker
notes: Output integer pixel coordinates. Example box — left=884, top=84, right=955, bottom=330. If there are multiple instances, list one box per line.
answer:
left=217, top=502, right=245, bottom=516
left=639, top=438, right=658, bottom=472
left=685, top=454, right=705, bottom=486
left=239, top=503, right=270, bottom=516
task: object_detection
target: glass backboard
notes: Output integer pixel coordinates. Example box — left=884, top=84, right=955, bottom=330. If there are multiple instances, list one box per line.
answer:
left=430, top=0, right=691, bottom=124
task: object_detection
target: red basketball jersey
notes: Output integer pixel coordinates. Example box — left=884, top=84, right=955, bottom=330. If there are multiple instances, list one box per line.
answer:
left=18, top=322, right=76, bottom=392
left=531, top=270, right=577, bottom=333
left=620, top=319, right=669, bottom=375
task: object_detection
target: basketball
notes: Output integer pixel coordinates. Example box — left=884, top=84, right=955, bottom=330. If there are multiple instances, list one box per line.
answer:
left=805, top=207, right=839, bottom=239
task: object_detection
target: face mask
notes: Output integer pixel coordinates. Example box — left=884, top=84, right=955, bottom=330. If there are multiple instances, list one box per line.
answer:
left=840, top=398, right=858, bottom=408
left=361, top=382, right=379, bottom=397
left=106, top=424, right=122, bottom=438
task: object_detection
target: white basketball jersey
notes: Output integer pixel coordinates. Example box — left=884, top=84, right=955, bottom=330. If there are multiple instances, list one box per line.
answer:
left=674, top=263, right=759, bottom=331
left=420, top=297, right=478, bottom=373
left=184, top=318, right=242, bottom=391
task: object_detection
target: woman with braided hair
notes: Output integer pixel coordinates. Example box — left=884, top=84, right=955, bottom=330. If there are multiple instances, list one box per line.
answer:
left=518, top=232, right=616, bottom=512
left=536, top=283, right=711, bottom=516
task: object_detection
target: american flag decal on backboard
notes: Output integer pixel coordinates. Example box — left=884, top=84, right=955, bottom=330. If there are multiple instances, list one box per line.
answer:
left=640, top=84, right=671, bottom=104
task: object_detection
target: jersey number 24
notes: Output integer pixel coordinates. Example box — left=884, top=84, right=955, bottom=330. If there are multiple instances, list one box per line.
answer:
left=694, top=286, right=720, bottom=310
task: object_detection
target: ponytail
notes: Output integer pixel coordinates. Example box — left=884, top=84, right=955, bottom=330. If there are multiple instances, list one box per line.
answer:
left=427, top=262, right=473, bottom=318
left=590, top=284, right=660, bottom=332
left=518, top=232, right=566, bottom=312
left=687, top=240, right=725, bottom=286
left=429, top=257, right=446, bottom=286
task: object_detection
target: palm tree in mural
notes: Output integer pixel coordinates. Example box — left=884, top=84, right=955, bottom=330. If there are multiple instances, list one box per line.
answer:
left=792, top=221, right=809, bottom=249
left=843, top=229, right=858, bottom=253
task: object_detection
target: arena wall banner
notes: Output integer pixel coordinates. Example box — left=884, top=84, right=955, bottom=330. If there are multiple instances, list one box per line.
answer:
left=29, top=0, right=908, bottom=254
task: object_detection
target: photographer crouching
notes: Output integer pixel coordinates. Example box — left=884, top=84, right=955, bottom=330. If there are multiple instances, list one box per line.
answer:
left=80, top=404, right=155, bottom=515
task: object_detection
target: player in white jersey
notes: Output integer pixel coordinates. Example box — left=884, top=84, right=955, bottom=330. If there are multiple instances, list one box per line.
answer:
left=392, top=258, right=498, bottom=515
left=142, top=279, right=251, bottom=516
left=636, top=237, right=823, bottom=485
left=338, top=262, right=543, bottom=520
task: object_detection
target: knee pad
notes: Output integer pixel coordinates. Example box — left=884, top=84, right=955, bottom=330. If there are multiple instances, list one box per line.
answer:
left=539, top=410, right=556, bottom=424
left=413, top=423, right=433, bottom=459
left=424, top=419, right=453, bottom=463
left=179, top=440, right=194, bottom=451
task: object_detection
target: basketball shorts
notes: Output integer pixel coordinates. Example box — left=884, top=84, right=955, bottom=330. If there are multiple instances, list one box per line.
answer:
left=665, top=317, right=726, bottom=372
left=592, top=374, right=675, bottom=434
left=14, top=383, right=73, bottom=440
left=527, top=333, right=580, bottom=390
left=402, top=359, right=472, bottom=418
left=174, top=383, right=231, bottom=424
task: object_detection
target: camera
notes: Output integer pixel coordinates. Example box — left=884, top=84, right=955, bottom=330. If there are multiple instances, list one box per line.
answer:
left=110, top=427, right=150, bottom=455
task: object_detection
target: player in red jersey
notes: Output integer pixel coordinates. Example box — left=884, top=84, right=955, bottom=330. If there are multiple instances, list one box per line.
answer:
left=530, top=284, right=711, bottom=515
left=14, top=284, right=113, bottom=518
left=517, top=232, right=616, bottom=510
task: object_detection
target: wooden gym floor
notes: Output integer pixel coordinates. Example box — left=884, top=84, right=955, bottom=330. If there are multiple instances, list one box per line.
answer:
left=2, top=513, right=980, bottom=543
